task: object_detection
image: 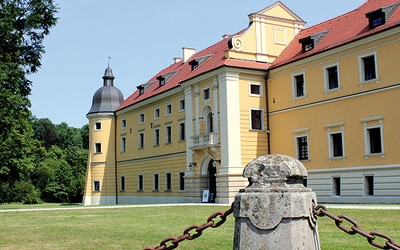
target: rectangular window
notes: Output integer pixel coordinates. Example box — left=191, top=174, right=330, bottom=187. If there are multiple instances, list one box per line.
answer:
left=153, top=173, right=159, bottom=191
left=95, top=122, right=102, bottom=130
left=120, top=176, right=125, bottom=192
left=166, top=104, right=172, bottom=116
left=121, top=119, right=127, bottom=129
left=368, top=127, right=382, bottom=154
left=362, top=116, right=384, bottom=156
left=139, top=132, right=145, bottom=149
left=359, top=53, right=377, bottom=82
left=159, top=78, right=165, bottom=86
left=293, top=73, right=305, bottom=98
left=364, top=175, right=374, bottom=196
left=249, top=82, right=262, bottom=96
left=154, top=128, right=160, bottom=146
left=332, top=177, right=341, bottom=196
left=154, top=108, right=160, bottom=119
left=178, top=172, right=185, bottom=191
left=94, top=143, right=102, bottom=153
left=179, top=99, right=185, bottom=111
left=203, top=88, right=210, bottom=100
left=325, top=65, right=339, bottom=90
left=139, top=113, right=145, bottom=124
left=138, top=175, right=144, bottom=191
left=250, top=109, right=263, bottom=130
left=121, top=137, right=126, bottom=152
left=93, top=180, right=101, bottom=191
left=166, top=126, right=172, bottom=144
left=296, top=136, right=309, bottom=161
left=165, top=172, right=172, bottom=191
left=179, top=122, right=185, bottom=141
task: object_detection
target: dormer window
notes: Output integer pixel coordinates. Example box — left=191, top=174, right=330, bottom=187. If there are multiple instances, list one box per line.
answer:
left=299, top=37, right=314, bottom=52
left=366, top=9, right=386, bottom=28
left=157, top=76, right=165, bottom=86
left=189, top=60, right=199, bottom=71
left=137, top=86, right=144, bottom=95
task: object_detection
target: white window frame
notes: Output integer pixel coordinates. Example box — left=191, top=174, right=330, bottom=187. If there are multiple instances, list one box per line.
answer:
left=94, top=122, right=102, bottom=131
left=165, top=125, right=172, bottom=144
left=94, top=142, right=102, bottom=153
left=166, top=103, right=172, bottom=116
left=154, top=108, right=160, bottom=120
left=293, top=128, right=310, bottom=161
left=358, top=51, right=378, bottom=84
left=121, top=119, right=127, bottom=129
left=292, top=71, right=306, bottom=99
left=139, top=113, right=145, bottom=124
left=120, top=175, right=126, bottom=192
left=249, top=108, right=264, bottom=131
left=248, top=81, right=263, bottom=97
left=324, top=63, right=341, bottom=92
left=121, top=136, right=126, bottom=152
left=178, top=171, right=185, bottom=192
left=137, top=174, right=144, bottom=191
left=153, top=173, right=159, bottom=191
left=93, top=180, right=101, bottom=191
left=138, top=132, right=145, bottom=149
left=362, top=116, right=384, bottom=158
left=165, top=172, right=172, bottom=191
left=326, top=122, right=345, bottom=160
left=179, top=99, right=185, bottom=112
left=273, top=26, right=287, bottom=45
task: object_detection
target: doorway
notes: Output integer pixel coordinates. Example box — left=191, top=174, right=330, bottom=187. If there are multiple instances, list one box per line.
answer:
left=207, top=160, right=217, bottom=203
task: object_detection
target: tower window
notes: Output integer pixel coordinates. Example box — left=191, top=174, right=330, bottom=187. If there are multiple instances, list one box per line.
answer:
left=94, top=143, right=102, bottom=153
left=95, top=122, right=102, bottom=131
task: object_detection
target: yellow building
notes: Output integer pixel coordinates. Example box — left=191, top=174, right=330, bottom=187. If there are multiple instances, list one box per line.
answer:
left=83, top=0, right=400, bottom=205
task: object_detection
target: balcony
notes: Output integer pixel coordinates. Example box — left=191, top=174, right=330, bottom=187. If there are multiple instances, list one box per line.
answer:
left=190, top=133, right=219, bottom=150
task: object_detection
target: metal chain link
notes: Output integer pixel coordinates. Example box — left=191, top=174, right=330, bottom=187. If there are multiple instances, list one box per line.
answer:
left=314, top=205, right=400, bottom=250
left=143, top=203, right=234, bottom=250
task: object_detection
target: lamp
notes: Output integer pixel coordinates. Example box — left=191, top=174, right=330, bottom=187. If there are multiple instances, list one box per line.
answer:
left=188, top=162, right=196, bottom=171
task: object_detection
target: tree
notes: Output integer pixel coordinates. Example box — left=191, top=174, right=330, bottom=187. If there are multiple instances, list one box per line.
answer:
left=0, top=0, right=57, bottom=203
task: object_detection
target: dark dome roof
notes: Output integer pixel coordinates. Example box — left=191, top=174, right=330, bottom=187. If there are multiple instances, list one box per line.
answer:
left=87, top=67, right=124, bottom=115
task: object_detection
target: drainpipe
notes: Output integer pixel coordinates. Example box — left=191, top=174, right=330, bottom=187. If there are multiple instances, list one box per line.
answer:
left=265, top=70, right=271, bottom=155
left=114, top=113, right=118, bottom=204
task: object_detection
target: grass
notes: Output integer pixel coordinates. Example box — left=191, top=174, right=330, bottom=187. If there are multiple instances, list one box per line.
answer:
left=0, top=204, right=399, bottom=249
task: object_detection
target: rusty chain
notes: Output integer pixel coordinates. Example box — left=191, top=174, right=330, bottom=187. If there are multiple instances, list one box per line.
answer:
left=143, top=203, right=234, bottom=250
left=314, top=205, right=400, bottom=250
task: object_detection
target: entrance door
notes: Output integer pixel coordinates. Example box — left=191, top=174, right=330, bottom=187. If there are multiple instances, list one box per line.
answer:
left=208, top=160, right=217, bottom=203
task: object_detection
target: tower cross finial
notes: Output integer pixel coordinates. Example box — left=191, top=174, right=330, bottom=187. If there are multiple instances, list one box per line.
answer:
left=108, top=56, right=111, bottom=67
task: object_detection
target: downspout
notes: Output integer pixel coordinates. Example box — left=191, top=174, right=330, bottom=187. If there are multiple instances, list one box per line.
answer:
left=114, top=113, right=118, bottom=204
left=265, top=70, right=271, bottom=155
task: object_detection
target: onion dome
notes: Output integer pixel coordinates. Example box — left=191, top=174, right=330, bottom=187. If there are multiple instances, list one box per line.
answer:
left=87, top=66, right=124, bottom=115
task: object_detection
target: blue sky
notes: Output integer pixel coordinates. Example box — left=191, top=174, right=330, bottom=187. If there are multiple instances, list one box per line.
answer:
left=29, top=0, right=366, bottom=128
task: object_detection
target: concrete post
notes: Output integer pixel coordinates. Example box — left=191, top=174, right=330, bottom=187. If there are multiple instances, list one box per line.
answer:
left=233, top=154, right=320, bottom=250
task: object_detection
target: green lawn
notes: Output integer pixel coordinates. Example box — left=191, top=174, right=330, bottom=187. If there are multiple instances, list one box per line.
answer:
left=0, top=204, right=399, bottom=249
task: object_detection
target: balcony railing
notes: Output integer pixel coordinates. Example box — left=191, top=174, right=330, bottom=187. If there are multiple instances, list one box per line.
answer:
left=191, top=133, right=219, bottom=149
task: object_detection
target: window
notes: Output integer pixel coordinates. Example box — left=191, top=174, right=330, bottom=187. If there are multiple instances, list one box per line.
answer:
left=300, top=37, right=314, bottom=52
left=206, top=112, right=213, bottom=133
left=165, top=173, right=172, bottom=191
left=93, top=181, right=100, bottom=191
left=138, top=175, right=144, bottom=191
left=296, top=136, right=309, bottom=161
left=153, top=173, right=159, bottom=191
left=362, top=116, right=384, bottom=157
left=178, top=172, right=185, bottom=191
left=179, top=99, right=185, bottom=111
left=95, top=122, right=102, bottom=130
left=139, top=113, right=145, bottom=124
left=121, top=119, right=127, bottom=129
left=179, top=122, right=185, bottom=141
left=166, top=104, right=172, bottom=116
left=366, top=9, right=386, bottom=28
left=203, top=88, right=210, bottom=100
left=190, top=61, right=199, bottom=70
left=332, top=177, right=341, bottom=196
left=159, top=77, right=165, bottom=86
left=364, top=175, right=374, bottom=196
left=250, top=109, right=263, bottom=130
left=293, top=73, right=305, bottom=98
left=325, top=65, right=339, bottom=90
left=326, top=122, right=345, bottom=159
left=166, top=126, right=172, bottom=144
left=94, top=143, right=102, bottom=153
left=121, top=137, right=126, bottom=152
left=120, top=176, right=125, bottom=192
left=138, top=86, right=144, bottom=95
left=359, top=53, right=377, bottom=82
left=249, top=82, right=262, bottom=96
left=139, top=132, right=145, bottom=149
left=154, top=108, right=160, bottom=119
left=154, top=128, right=160, bottom=146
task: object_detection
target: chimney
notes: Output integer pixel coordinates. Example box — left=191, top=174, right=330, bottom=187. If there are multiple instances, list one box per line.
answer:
left=182, top=47, right=195, bottom=62
left=174, top=57, right=183, bottom=63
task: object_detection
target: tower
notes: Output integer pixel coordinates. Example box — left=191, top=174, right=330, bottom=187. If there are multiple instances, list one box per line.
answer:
left=82, top=66, right=124, bottom=205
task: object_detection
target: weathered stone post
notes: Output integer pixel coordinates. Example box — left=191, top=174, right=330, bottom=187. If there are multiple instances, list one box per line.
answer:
left=233, top=154, right=320, bottom=250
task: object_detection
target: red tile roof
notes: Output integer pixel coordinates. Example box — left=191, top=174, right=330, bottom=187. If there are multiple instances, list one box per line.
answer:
left=272, top=0, right=400, bottom=68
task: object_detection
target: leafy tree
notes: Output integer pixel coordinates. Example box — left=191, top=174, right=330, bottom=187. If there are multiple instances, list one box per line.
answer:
left=32, top=117, right=58, bottom=149
left=0, top=0, right=57, bottom=203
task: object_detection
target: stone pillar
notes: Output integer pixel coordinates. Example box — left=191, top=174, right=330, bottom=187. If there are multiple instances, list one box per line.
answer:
left=233, top=154, right=320, bottom=250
